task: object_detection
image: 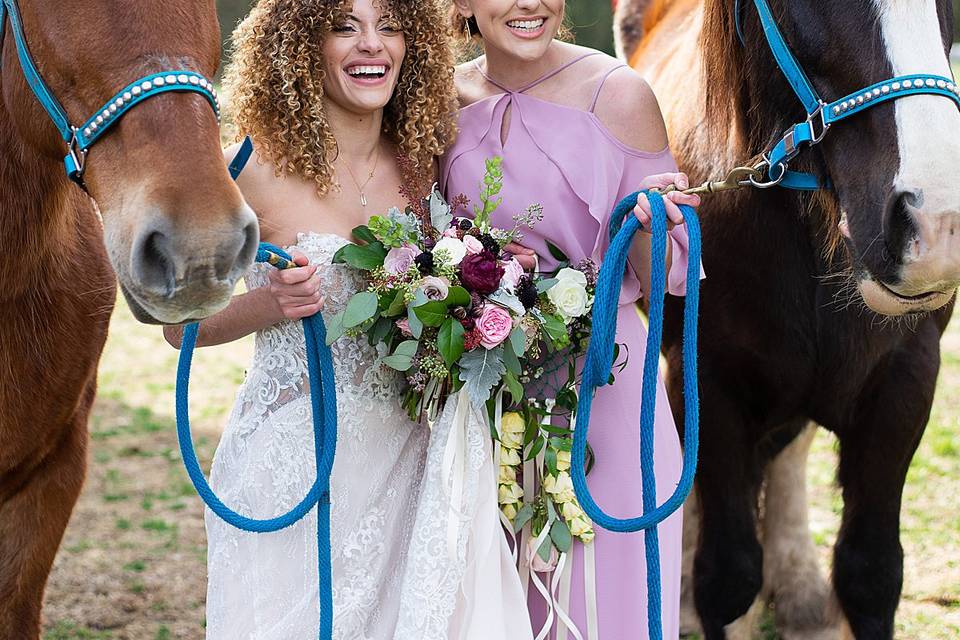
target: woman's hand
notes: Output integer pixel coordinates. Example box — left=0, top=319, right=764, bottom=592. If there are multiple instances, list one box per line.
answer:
left=633, top=172, right=701, bottom=231
left=503, top=242, right=538, bottom=271
left=266, top=250, right=325, bottom=320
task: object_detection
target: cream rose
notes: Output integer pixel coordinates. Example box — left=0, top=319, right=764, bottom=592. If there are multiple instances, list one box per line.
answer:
left=544, top=471, right=576, bottom=504
left=569, top=516, right=593, bottom=538
left=547, top=267, right=590, bottom=320
left=498, top=481, right=524, bottom=505
left=556, top=449, right=571, bottom=472
left=500, top=446, right=522, bottom=466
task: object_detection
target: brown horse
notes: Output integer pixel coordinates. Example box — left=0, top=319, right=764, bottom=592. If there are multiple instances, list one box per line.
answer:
left=0, top=1, right=257, bottom=636
left=617, top=0, right=958, bottom=638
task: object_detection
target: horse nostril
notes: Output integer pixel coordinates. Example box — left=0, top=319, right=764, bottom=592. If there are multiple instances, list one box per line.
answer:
left=883, top=190, right=922, bottom=260
left=132, top=228, right=176, bottom=296
left=216, top=217, right=260, bottom=281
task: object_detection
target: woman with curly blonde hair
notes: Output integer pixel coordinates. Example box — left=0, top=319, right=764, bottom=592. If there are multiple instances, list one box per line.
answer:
left=162, top=1, right=531, bottom=638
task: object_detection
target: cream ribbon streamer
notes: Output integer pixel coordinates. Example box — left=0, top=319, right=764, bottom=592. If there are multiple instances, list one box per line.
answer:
left=440, top=387, right=476, bottom=560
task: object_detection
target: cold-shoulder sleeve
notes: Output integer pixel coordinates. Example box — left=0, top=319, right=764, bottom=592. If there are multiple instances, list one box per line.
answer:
left=606, top=147, right=705, bottom=301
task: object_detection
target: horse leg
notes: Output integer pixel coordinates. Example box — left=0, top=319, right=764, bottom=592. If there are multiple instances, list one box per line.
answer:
left=762, top=424, right=842, bottom=639
left=692, top=389, right=765, bottom=640
left=680, top=489, right=703, bottom=637
left=833, top=338, right=939, bottom=639
left=0, top=403, right=88, bottom=639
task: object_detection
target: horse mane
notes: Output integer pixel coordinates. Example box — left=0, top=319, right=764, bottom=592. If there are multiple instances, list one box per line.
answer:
left=699, top=0, right=846, bottom=259
left=699, top=0, right=748, bottom=143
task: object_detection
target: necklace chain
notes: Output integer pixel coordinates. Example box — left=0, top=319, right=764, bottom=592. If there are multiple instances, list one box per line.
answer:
left=341, top=150, right=380, bottom=208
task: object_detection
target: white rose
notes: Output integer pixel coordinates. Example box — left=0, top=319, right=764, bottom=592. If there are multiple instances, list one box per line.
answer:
left=556, top=449, right=571, bottom=472
left=433, top=237, right=467, bottom=266
left=547, top=267, right=589, bottom=320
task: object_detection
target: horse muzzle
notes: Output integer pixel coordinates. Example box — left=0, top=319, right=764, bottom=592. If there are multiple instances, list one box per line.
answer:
left=105, top=202, right=259, bottom=324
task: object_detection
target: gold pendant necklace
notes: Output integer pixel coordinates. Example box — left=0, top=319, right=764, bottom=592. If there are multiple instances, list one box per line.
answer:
left=342, top=150, right=380, bottom=208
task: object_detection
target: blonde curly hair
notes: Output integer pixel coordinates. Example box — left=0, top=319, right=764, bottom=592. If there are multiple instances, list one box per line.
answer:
left=224, top=0, right=458, bottom=196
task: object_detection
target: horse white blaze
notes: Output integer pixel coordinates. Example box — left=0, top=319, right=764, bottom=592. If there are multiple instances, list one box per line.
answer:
left=875, top=0, right=960, bottom=294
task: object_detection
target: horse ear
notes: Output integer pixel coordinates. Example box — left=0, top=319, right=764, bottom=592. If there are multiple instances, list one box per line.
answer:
left=613, top=0, right=649, bottom=61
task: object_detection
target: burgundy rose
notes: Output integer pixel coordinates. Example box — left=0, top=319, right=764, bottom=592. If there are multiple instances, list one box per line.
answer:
left=460, top=250, right=505, bottom=295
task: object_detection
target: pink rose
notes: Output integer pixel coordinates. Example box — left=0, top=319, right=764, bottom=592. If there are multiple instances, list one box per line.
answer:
left=476, top=304, right=513, bottom=349
left=527, top=537, right=559, bottom=573
left=499, top=258, right=524, bottom=291
left=396, top=318, right=413, bottom=337
left=384, top=246, right=417, bottom=275
left=463, top=235, right=484, bottom=255
left=443, top=227, right=459, bottom=238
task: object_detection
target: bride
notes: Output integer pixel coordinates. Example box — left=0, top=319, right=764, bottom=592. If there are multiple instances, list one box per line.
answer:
left=165, top=0, right=532, bottom=638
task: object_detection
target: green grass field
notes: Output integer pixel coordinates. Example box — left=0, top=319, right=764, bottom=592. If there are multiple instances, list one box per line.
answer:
left=39, top=292, right=958, bottom=639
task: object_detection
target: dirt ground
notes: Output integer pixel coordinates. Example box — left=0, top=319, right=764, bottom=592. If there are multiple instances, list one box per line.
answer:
left=39, top=300, right=959, bottom=639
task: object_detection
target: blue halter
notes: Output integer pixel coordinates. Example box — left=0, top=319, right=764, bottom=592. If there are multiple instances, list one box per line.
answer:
left=0, top=0, right=220, bottom=190
left=738, top=0, right=960, bottom=190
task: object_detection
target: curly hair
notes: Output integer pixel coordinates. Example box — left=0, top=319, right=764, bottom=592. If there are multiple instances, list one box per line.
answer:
left=224, top=0, right=458, bottom=196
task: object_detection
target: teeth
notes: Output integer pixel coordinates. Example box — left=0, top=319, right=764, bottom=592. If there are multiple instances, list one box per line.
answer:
left=347, top=65, right=387, bottom=76
left=508, top=19, right=544, bottom=30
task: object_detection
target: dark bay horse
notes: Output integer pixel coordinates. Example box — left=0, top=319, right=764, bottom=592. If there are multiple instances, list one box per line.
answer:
left=0, top=1, right=257, bottom=635
left=617, top=0, right=958, bottom=638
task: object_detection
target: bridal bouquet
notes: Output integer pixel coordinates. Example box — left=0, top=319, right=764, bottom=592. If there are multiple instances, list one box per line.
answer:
left=327, top=157, right=604, bottom=558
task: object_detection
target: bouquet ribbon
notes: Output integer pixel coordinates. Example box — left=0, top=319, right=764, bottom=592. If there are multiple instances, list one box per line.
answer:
left=571, top=191, right=702, bottom=640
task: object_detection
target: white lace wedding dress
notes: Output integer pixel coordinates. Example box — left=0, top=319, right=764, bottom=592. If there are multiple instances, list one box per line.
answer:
left=205, top=232, right=531, bottom=640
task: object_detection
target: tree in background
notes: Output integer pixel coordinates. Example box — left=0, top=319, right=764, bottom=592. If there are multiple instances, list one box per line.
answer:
left=216, top=0, right=616, bottom=69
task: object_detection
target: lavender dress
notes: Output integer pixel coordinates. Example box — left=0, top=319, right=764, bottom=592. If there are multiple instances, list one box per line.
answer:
left=441, top=52, right=697, bottom=639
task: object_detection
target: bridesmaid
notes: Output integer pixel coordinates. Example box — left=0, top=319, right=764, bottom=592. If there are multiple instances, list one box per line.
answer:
left=442, top=1, right=702, bottom=638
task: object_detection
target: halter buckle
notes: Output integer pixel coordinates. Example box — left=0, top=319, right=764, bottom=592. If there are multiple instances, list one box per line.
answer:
left=806, top=101, right=830, bottom=144
left=64, top=128, right=88, bottom=186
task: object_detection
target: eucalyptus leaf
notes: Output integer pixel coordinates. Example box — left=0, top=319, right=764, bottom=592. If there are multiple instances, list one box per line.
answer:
left=382, top=340, right=419, bottom=371
left=407, top=304, right=423, bottom=339
left=550, top=519, right=573, bottom=553
left=536, top=278, right=559, bottom=293
left=458, top=347, right=506, bottom=408
left=324, top=310, right=347, bottom=346
left=509, top=327, right=527, bottom=358
left=343, top=291, right=379, bottom=328
left=537, top=537, right=553, bottom=563
left=513, top=504, right=535, bottom=533
left=368, top=316, right=393, bottom=346
left=437, top=318, right=465, bottom=368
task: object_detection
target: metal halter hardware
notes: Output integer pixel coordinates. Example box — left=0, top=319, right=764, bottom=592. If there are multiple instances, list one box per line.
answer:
left=0, top=0, right=221, bottom=190
left=737, top=0, right=960, bottom=190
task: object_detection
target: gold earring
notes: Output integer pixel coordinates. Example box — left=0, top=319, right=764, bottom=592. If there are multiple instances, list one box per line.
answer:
left=463, top=17, right=472, bottom=40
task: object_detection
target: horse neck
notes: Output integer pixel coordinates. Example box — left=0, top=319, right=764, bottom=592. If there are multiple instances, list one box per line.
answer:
left=0, top=98, right=83, bottom=299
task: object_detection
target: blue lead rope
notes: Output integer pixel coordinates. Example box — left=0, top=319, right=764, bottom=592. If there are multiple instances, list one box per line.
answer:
left=572, top=191, right=701, bottom=640
left=175, top=243, right=337, bottom=640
